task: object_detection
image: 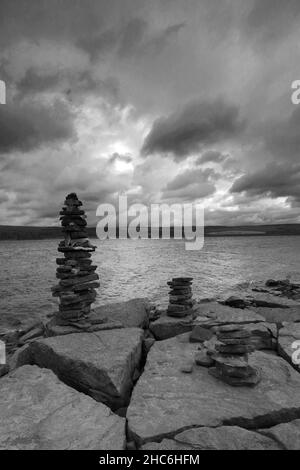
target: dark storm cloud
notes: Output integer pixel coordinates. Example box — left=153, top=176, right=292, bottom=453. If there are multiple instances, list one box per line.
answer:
left=162, top=168, right=217, bottom=201
left=1, top=0, right=300, bottom=226
left=0, top=99, right=75, bottom=154
left=230, top=163, right=300, bottom=202
left=142, top=99, right=245, bottom=160
left=245, top=0, right=300, bottom=44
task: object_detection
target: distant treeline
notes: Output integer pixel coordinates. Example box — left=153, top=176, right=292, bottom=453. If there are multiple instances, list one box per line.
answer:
left=0, top=224, right=300, bottom=240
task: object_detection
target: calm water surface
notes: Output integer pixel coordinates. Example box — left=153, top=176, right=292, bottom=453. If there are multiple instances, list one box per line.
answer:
left=1, top=236, right=300, bottom=328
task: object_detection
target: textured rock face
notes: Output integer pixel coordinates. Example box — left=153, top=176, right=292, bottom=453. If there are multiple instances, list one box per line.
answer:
left=141, top=426, right=282, bottom=450
left=127, top=335, right=300, bottom=445
left=28, top=328, right=144, bottom=410
left=278, top=323, right=300, bottom=372
left=0, top=365, right=125, bottom=450
left=91, top=298, right=150, bottom=329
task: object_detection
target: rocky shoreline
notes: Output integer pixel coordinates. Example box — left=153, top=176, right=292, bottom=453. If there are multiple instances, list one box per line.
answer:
left=1, top=279, right=300, bottom=449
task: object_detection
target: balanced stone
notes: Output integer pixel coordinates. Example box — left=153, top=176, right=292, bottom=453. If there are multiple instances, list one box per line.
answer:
left=208, top=326, right=261, bottom=387
left=167, top=277, right=194, bottom=318
left=50, top=193, right=99, bottom=329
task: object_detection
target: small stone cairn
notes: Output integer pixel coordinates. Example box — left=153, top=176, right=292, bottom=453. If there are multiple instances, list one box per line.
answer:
left=208, top=325, right=261, bottom=386
left=51, top=193, right=100, bottom=328
left=167, top=277, right=193, bottom=318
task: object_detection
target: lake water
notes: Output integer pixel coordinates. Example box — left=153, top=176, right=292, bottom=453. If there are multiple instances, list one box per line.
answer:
left=1, top=236, right=300, bottom=329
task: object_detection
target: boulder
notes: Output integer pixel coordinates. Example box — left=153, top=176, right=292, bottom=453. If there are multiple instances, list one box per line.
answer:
left=0, top=365, right=125, bottom=450
left=27, top=328, right=144, bottom=410
left=91, top=298, right=150, bottom=329
left=278, top=323, right=300, bottom=372
left=141, top=425, right=281, bottom=450
left=127, top=335, right=300, bottom=445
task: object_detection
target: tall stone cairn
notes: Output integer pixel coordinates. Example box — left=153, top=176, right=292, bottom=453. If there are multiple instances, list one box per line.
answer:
left=167, top=277, right=194, bottom=317
left=208, top=325, right=261, bottom=386
left=51, top=193, right=100, bottom=327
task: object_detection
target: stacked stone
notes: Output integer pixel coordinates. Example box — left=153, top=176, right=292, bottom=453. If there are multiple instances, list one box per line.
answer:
left=51, top=193, right=99, bottom=327
left=209, top=325, right=261, bottom=386
left=167, top=277, right=193, bottom=318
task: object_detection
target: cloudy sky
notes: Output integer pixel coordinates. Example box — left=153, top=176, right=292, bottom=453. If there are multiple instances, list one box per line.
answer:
left=1, top=0, right=300, bottom=226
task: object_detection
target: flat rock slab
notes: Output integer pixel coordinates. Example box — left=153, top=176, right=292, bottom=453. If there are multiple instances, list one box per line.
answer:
left=28, top=328, right=144, bottom=410
left=45, top=320, right=123, bottom=337
left=220, top=287, right=300, bottom=309
left=252, top=306, right=300, bottom=325
left=150, top=303, right=264, bottom=341
left=194, top=302, right=265, bottom=327
left=141, top=425, right=282, bottom=450
left=127, top=335, right=300, bottom=445
left=91, top=298, right=150, bottom=329
left=278, top=323, right=300, bottom=372
left=150, top=314, right=194, bottom=340
left=0, top=365, right=125, bottom=450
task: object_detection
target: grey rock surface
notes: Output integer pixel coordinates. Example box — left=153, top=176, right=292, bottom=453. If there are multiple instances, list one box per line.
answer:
left=127, top=334, right=300, bottom=445
left=28, top=328, right=144, bottom=410
left=0, top=365, right=125, bottom=450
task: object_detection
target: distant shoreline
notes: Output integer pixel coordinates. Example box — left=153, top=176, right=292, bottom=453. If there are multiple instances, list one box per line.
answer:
left=0, top=224, right=300, bottom=240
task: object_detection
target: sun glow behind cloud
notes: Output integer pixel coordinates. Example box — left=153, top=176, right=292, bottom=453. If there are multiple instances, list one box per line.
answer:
left=1, top=0, right=300, bottom=226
